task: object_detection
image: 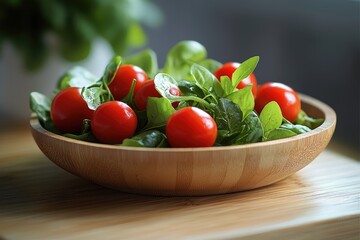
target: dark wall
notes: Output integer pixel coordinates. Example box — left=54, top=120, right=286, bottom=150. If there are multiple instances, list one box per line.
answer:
left=144, top=0, right=360, bottom=149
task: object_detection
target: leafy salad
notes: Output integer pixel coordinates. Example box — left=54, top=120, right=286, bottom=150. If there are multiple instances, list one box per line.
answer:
left=30, top=40, right=324, bottom=148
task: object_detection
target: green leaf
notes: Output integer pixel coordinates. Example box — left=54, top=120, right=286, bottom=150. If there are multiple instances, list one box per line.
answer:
left=227, top=85, right=255, bottom=119
left=177, top=80, right=205, bottom=98
left=56, top=66, right=97, bottom=91
left=266, top=128, right=297, bottom=141
left=233, top=111, right=263, bottom=144
left=164, top=40, right=207, bottom=79
left=29, top=92, right=51, bottom=123
left=121, top=79, right=136, bottom=109
left=154, top=73, right=211, bottom=107
left=220, top=76, right=233, bottom=96
left=190, top=63, right=223, bottom=100
left=214, top=98, right=243, bottom=133
left=198, top=58, right=222, bottom=73
left=122, top=130, right=168, bottom=148
left=232, top=56, right=259, bottom=89
left=102, top=55, right=122, bottom=85
left=126, top=23, right=147, bottom=48
left=143, top=97, right=175, bottom=131
left=294, top=110, right=324, bottom=129
left=60, top=37, right=92, bottom=62
left=259, top=101, right=283, bottom=137
left=81, top=85, right=103, bottom=110
left=63, top=119, right=97, bottom=142
left=124, top=49, right=158, bottom=78
left=280, top=123, right=311, bottom=134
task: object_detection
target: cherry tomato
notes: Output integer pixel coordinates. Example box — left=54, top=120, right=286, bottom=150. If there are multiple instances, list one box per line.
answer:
left=214, top=62, right=258, bottom=96
left=255, top=82, right=301, bottom=122
left=134, top=80, right=181, bottom=111
left=91, top=101, right=137, bottom=144
left=50, top=87, right=93, bottom=133
left=166, top=107, right=217, bottom=147
left=109, top=64, right=148, bottom=101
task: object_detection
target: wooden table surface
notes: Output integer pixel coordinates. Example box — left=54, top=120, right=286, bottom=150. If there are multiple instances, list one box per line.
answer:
left=0, top=127, right=359, bottom=240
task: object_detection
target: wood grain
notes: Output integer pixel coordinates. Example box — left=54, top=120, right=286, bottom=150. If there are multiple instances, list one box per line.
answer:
left=0, top=129, right=359, bottom=240
left=30, top=94, right=337, bottom=196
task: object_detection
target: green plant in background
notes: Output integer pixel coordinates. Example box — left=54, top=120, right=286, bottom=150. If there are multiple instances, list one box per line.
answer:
left=0, top=0, right=162, bottom=71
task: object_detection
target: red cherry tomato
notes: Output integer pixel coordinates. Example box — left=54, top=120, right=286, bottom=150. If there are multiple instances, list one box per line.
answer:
left=255, top=82, right=301, bottom=122
left=134, top=80, right=181, bottom=111
left=50, top=87, right=93, bottom=133
left=109, top=64, right=148, bottom=101
left=91, top=101, right=137, bottom=144
left=214, top=62, right=258, bottom=96
left=166, top=107, right=217, bottom=147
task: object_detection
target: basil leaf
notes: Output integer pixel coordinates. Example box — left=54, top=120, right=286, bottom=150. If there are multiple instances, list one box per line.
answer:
left=102, top=55, right=122, bottom=84
left=122, top=130, right=168, bottom=148
left=56, top=66, right=97, bottom=91
left=214, top=98, right=243, bottom=133
left=232, top=56, right=259, bottom=90
left=266, top=128, right=297, bottom=141
left=259, top=101, right=283, bottom=137
left=143, top=97, right=175, bottom=131
left=124, top=49, right=158, bottom=78
left=30, top=92, right=51, bottom=123
left=233, top=111, right=263, bottom=144
left=227, top=85, right=254, bottom=119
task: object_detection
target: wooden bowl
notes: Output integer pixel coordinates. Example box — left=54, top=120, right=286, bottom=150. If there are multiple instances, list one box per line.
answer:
left=30, top=94, right=336, bottom=196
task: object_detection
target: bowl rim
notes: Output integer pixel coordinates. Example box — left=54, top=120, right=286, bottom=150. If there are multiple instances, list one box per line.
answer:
left=30, top=93, right=336, bottom=153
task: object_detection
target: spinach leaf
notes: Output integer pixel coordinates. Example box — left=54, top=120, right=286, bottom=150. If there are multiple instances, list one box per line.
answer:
left=190, top=63, right=223, bottom=102
left=81, top=56, right=120, bottom=109
left=214, top=98, right=243, bottom=133
left=177, top=80, right=205, bottom=98
left=81, top=84, right=104, bottom=110
left=280, top=122, right=311, bottom=134
left=232, top=56, right=259, bottom=90
left=154, top=73, right=211, bottom=108
left=227, top=85, right=254, bottom=119
left=122, top=130, right=168, bottom=148
left=233, top=111, right=263, bottom=144
left=266, top=128, right=297, bottom=141
left=121, top=79, right=136, bottom=109
left=216, top=130, right=240, bottom=146
left=259, top=101, right=283, bottom=138
left=143, top=97, right=175, bottom=131
left=124, top=49, right=158, bottom=78
left=30, top=92, right=51, bottom=124
left=102, top=55, right=122, bottom=85
left=56, top=66, right=97, bottom=91
left=198, top=58, right=222, bottom=73
left=215, top=110, right=263, bottom=145
left=30, top=92, right=60, bottom=133
left=63, top=119, right=97, bottom=142
left=163, top=40, right=207, bottom=79
left=295, top=110, right=324, bottom=129
left=220, top=76, right=233, bottom=96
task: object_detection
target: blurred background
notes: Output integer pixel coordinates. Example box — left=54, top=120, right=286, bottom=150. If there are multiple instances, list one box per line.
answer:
left=0, top=0, right=359, bottom=154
